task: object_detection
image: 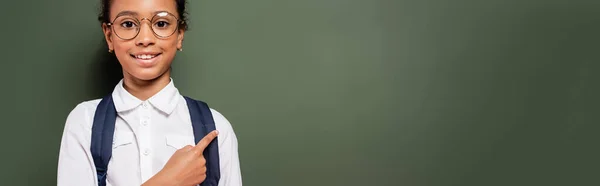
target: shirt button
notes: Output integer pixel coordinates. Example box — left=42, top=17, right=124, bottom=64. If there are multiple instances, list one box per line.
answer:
left=142, top=102, right=148, bottom=108
left=143, top=149, right=150, bottom=156
left=142, top=120, right=148, bottom=126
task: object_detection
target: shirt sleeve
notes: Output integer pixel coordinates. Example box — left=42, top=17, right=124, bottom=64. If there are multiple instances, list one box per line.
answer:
left=57, top=103, right=97, bottom=186
left=211, top=109, right=243, bottom=186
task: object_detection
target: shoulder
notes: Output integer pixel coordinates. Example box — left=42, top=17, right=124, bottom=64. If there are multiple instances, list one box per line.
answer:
left=209, top=108, right=235, bottom=131
left=209, top=108, right=229, bottom=125
left=208, top=107, right=239, bottom=142
left=67, top=99, right=102, bottom=118
left=64, top=98, right=102, bottom=131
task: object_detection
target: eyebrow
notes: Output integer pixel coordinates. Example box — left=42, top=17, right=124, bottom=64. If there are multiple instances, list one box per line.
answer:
left=114, top=10, right=176, bottom=18
left=115, top=11, right=138, bottom=18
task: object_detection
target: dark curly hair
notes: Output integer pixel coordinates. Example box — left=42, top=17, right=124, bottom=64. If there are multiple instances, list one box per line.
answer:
left=98, top=0, right=189, bottom=31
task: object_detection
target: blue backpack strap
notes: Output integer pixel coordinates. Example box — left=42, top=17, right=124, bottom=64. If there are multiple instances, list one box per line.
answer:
left=184, top=96, right=221, bottom=186
left=90, top=94, right=117, bottom=186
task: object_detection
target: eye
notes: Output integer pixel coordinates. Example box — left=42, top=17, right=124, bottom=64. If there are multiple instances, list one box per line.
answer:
left=120, top=21, right=137, bottom=28
left=155, top=21, right=170, bottom=28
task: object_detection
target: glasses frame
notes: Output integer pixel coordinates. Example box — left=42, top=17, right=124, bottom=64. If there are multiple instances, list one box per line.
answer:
left=106, top=11, right=185, bottom=40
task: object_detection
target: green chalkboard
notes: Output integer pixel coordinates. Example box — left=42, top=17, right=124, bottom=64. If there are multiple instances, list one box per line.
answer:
left=0, top=0, right=599, bottom=185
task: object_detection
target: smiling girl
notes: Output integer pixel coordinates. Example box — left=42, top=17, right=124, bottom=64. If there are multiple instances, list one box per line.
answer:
left=57, top=0, right=242, bottom=185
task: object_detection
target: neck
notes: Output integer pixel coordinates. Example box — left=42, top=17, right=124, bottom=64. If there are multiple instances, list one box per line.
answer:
left=122, top=68, right=172, bottom=101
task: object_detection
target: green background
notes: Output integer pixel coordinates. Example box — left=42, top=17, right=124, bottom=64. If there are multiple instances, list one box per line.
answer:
left=1, top=0, right=599, bottom=185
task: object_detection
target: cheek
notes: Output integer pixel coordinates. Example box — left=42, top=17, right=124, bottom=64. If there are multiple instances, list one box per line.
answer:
left=111, top=42, right=136, bottom=69
left=160, top=38, right=180, bottom=51
left=159, top=41, right=178, bottom=62
left=113, top=40, right=134, bottom=54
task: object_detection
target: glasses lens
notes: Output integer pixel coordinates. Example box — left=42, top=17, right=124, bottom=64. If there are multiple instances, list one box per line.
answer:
left=151, top=12, right=179, bottom=37
left=113, top=15, right=139, bottom=40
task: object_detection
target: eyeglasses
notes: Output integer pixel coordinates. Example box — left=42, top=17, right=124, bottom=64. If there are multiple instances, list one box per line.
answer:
left=107, top=11, right=184, bottom=40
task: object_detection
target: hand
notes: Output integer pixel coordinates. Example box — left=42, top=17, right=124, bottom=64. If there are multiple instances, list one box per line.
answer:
left=143, top=130, right=219, bottom=186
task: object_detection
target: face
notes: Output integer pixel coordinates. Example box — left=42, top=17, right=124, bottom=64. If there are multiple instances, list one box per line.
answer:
left=102, top=0, right=184, bottom=81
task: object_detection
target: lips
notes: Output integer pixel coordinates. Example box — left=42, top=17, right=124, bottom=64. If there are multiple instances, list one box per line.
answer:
left=130, top=52, right=162, bottom=67
left=135, top=54, right=157, bottom=59
left=131, top=53, right=161, bottom=60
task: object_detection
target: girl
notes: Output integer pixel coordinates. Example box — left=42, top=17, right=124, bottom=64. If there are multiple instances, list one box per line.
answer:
left=57, top=0, right=242, bottom=185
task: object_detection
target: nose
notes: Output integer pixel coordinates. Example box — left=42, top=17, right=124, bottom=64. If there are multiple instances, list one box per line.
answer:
left=135, top=21, right=156, bottom=47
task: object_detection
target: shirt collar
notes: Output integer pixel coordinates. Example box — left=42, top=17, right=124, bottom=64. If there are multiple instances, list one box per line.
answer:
left=111, top=78, right=181, bottom=115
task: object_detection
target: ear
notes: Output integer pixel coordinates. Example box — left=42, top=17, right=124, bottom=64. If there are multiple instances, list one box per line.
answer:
left=102, top=23, right=114, bottom=51
left=177, top=28, right=185, bottom=50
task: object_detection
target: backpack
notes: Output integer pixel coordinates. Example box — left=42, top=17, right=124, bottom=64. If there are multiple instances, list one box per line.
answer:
left=90, top=94, right=220, bottom=186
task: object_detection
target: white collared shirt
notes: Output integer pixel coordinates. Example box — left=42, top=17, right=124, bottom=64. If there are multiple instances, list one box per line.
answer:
left=57, top=79, right=242, bottom=186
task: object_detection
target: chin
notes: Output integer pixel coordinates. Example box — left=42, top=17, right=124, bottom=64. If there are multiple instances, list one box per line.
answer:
left=128, top=67, right=170, bottom=81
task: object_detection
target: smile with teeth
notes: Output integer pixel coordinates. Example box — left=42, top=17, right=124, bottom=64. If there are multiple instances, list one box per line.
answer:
left=132, top=54, right=160, bottom=59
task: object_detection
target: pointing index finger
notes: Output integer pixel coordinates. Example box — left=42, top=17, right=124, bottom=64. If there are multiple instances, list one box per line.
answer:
left=195, top=130, right=219, bottom=151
